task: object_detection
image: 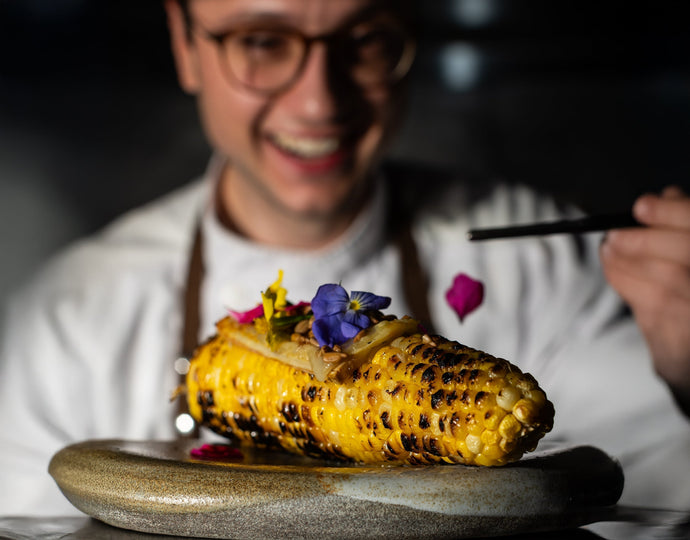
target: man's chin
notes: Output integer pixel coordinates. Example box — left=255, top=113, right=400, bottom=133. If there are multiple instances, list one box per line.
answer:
left=278, top=181, right=371, bottom=222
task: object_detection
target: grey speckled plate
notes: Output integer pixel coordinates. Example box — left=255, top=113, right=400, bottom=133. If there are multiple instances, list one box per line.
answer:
left=49, top=440, right=623, bottom=539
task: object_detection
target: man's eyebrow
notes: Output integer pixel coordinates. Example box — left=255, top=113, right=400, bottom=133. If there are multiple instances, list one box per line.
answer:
left=203, top=11, right=302, bottom=31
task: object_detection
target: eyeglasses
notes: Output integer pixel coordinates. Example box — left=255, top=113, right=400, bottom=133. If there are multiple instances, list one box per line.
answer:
left=191, top=12, right=416, bottom=96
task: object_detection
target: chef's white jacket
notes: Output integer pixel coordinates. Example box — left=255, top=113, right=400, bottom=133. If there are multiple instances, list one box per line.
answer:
left=1, top=157, right=688, bottom=516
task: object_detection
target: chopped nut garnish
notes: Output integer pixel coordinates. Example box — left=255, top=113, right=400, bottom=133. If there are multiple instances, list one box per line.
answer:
left=422, top=334, right=437, bottom=347
left=322, top=351, right=348, bottom=364
left=294, top=319, right=310, bottom=334
left=291, top=333, right=311, bottom=344
left=353, top=328, right=368, bottom=343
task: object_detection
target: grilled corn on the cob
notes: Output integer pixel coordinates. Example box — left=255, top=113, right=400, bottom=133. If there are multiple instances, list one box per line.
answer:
left=186, top=315, right=554, bottom=467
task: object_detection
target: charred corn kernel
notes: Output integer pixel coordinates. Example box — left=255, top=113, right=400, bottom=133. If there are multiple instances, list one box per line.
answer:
left=483, top=409, right=505, bottom=431
left=498, top=414, right=522, bottom=439
left=186, top=317, right=554, bottom=467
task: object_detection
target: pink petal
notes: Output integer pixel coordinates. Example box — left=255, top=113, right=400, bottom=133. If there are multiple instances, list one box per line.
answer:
left=228, top=304, right=264, bottom=324
left=190, top=444, right=244, bottom=461
left=446, top=273, right=484, bottom=322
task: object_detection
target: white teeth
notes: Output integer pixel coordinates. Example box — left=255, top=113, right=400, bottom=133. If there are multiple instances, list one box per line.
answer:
left=272, top=133, right=339, bottom=158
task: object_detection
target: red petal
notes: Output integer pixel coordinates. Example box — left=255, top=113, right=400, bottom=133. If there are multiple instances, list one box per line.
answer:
left=283, top=301, right=310, bottom=313
left=190, top=444, right=244, bottom=461
left=228, top=304, right=264, bottom=324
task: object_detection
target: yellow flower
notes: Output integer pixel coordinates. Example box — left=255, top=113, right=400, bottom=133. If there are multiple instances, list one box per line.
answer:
left=261, top=270, right=290, bottom=350
left=261, top=269, right=287, bottom=322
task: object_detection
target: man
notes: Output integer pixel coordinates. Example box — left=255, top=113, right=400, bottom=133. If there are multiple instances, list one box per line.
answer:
left=1, top=0, right=689, bottom=517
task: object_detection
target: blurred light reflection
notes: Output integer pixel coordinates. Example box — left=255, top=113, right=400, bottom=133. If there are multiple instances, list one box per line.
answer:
left=451, top=0, right=498, bottom=27
left=440, top=42, right=482, bottom=91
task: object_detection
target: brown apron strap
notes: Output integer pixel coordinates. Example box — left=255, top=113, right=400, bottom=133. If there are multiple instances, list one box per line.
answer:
left=176, top=222, right=203, bottom=439
left=182, top=224, right=204, bottom=360
left=396, top=223, right=435, bottom=335
left=384, top=162, right=435, bottom=336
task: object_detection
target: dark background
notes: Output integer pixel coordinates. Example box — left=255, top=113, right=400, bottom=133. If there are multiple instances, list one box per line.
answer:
left=1, top=0, right=689, bottom=306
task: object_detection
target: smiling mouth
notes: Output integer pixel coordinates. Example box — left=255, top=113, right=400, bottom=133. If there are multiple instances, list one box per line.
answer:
left=270, top=133, right=341, bottom=160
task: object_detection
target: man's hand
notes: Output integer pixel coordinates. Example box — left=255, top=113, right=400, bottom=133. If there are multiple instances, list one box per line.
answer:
left=601, top=186, right=690, bottom=417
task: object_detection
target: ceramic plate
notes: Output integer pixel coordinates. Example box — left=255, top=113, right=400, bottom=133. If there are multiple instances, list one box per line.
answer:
left=49, top=440, right=623, bottom=539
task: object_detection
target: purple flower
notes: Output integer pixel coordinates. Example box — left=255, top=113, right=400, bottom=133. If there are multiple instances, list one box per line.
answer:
left=446, top=273, right=484, bottom=322
left=311, top=284, right=391, bottom=347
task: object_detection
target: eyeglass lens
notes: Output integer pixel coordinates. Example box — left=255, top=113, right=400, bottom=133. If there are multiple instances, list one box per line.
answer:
left=218, top=16, right=411, bottom=93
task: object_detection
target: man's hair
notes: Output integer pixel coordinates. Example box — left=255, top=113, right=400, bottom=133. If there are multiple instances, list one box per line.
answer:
left=175, top=0, right=415, bottom=28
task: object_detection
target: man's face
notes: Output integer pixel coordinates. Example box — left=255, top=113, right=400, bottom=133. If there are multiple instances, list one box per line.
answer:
left=168, top=0, right=408, bottom=223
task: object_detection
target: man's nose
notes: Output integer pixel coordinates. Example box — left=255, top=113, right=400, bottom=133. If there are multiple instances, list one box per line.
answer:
left=278, top=42, right=339, bottom=122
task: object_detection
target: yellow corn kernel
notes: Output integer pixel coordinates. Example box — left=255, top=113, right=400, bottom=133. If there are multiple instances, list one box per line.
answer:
left=481, top=429, right=501, bottom=448
left=498, top=413, right=522, bottom=440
